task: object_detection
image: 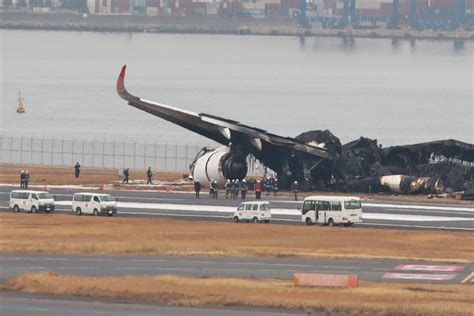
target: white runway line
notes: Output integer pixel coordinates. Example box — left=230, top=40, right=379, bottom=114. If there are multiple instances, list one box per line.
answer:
left=54, top=201, right=474, bottom=222
left=382, top=273, right=457, bottom=281
left=395, top=265, right=464, bottom=272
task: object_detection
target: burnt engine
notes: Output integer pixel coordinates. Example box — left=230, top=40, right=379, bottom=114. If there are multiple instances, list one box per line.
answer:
left=189, top=146, right=247, bottom=187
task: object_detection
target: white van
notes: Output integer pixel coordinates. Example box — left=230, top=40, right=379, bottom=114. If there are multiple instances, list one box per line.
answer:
left=301, top=196, right=363, bottom=226
left=233, top=201, right=271, bottom=223
left=72, top=192, right=117, bottom=216
left=10, top=190, right=55, bottom=213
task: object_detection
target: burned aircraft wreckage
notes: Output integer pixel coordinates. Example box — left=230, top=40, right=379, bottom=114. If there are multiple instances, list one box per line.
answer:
left=117, top=65, right=473, bottom=194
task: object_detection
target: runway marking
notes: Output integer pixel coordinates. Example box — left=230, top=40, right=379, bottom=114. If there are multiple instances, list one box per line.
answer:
left=364, top=203, right=474, bottom=213
left=395, top=265, right=464, bottom=272
left=52, top=201, right=474, bottom=222
left=460, top=272, right=474, bottom=284
left=382, top=273, right=457, bottom=281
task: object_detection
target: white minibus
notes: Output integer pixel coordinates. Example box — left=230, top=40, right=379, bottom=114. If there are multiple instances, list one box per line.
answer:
left=301, top=196, right=362, bottom=226
left=233, top=201, right=271, bottom=223
left=10, top=190, right=55, bottom=213
left=72, top=192, right=118, bottom=216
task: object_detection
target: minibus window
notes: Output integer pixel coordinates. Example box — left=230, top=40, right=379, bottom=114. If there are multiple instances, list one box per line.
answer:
left=73, top=195, right=82, bottom=201
left=331, top=202, right=341, bottom=211
left=344, top=200, right=361, bottom=209
left=260, top=204, right=270, bottom=211
left=252, top=204, right=258, bottom=211
left=237, top=204, right=244, bottom=211
left=316, top=201, right=331, bottom=211
left=245, top=204, right=252, bottom=211
left=302, top=201, right=311, bottom=214
left=32, top=194, right=38, bottom=200
left=93, top=196, right=100, bottom=202
left=84, top=195, right=92, bottom=202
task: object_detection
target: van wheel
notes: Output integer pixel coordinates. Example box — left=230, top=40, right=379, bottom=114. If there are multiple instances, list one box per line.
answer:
left=233, top=216, right=239, bottom=223
left=76, top=207, right=82, bottom=216
left=13, top=205, right=20, bottom=213
left=93, top=209, right=99, bottom=216
left=305, top=217, right=313, bottom=226
left=31, top=206, right=37, bottom=214
left=253, top=217, right=258, bottom=223
left=328, top=218, right=334, bottom=227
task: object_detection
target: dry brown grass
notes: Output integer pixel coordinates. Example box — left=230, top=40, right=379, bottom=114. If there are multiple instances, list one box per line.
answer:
left=1, top=213, right=473, bottom=262
left=0, top=164, right=184, bottom=186
left=2, top=272, right=473, bottom=316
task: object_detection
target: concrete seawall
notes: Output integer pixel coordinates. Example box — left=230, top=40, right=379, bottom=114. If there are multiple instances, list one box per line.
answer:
left=1, top=12, right=472, bottom=40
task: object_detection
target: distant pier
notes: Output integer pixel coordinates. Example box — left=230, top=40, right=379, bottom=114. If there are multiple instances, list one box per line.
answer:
left=0, top=12, right=472, bottom=40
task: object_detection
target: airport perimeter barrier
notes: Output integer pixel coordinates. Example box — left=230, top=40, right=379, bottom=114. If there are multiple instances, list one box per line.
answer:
left=0, top=135, right=263, bottom=174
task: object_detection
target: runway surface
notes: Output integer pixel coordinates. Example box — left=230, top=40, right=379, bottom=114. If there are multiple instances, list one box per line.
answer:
left=0, top=185, right=473, bottom=231
left=1, top=253, right=472, bottom=284
left=0, top=291, right=303, bottom=316
left=1, top=185, right=473, bottom=314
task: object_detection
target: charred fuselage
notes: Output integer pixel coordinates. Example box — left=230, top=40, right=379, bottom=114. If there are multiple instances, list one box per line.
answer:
left=117, top=65, right=473, bottom=194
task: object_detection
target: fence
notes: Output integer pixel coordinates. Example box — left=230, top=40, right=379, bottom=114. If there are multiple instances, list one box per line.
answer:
left=0, top=135, right=264, bottom=174
left=0, top=135, right=206, bottom=172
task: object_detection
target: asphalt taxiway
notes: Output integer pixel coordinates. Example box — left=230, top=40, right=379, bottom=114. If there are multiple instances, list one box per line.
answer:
left=0, top=185, right=472, bottom=231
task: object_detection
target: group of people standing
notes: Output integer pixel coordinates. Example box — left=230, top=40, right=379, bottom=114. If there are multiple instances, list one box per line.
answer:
left=19, top=170, right=30, bottom=189
left=224, top=179, right=248, bottom=199
left=192, top=177, right=296, bottom=200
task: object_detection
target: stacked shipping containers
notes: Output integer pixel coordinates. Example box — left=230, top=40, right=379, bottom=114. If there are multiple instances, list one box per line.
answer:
left=19, top=0, right=464, bottom=26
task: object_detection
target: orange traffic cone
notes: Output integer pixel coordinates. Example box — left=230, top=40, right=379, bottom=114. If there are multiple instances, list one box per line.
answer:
left=166, top=186, right=172, bottom=193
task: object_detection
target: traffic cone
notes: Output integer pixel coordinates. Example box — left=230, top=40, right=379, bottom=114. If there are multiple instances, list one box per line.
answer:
left=98, top=184, right=104, bottom=191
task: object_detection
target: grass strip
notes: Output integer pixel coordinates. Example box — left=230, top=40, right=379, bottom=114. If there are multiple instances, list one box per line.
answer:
left=1, top=214, right=473, bottom=262
left=2, top=272, right=473, bottom=316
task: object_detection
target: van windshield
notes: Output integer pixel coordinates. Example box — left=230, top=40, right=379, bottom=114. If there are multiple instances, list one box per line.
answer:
left=99, top=195, right=115, bottom=202
left=37, top=193, right=53, bottom=199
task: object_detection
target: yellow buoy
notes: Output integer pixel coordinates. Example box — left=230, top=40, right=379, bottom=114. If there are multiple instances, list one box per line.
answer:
left=16, top=91, right=25, bottom=113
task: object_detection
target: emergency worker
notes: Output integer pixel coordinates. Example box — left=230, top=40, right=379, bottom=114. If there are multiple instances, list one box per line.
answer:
left=230, top=180, right=236, bottom=199
left=194, top=179, right=201, bottom=198
left=123, top=168, right=130, bottom=184
left=255, top=180, right=262, bottom=200
left=273, top=178, right=279, bottom=196
left=240, top=179, right=248, bottom=199
left=292, top=180, right=299, bottom=201
left=146, top=167, right=153, bottom=184
left=212, top=179, right=218, bottom=199
left=24, top=171, right=30, bottom=189
left=225, top=179, right=231, bottom=199
left=234, top=179, right=240, bottom=199
left=74, top=162, right=81, bottom=178
left=20, top=170, right=25, bottom=188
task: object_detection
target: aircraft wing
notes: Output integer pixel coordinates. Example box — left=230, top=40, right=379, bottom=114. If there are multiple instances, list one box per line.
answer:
left=116, top=65, right=334, bottom=160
